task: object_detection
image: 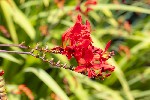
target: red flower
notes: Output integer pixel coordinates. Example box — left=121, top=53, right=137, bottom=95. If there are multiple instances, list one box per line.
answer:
left=74, top=41, right=115, bottom=78
left=62, top=15, right=91, bottom=46
left=55, top=14, right=115, bottom=79
left=62, top=15, right=92, bottom=58
left=75, top=0, right=97, bottom=16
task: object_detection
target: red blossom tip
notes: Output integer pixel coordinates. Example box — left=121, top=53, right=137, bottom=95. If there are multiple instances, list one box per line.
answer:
left=75, top=5, right=81, bottom=11
left=105, top=40, right=112, bottom=52
left=86, top=20, right=91, bottom=31
left=77, top=14, right=82, bottom=23
left=0, top=70, right=4, bottom=76
left=85, top=0, right=97, bottom=6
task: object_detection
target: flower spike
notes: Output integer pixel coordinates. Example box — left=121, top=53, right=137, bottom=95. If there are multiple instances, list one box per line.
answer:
left=54, top=14, right=115, bottom=79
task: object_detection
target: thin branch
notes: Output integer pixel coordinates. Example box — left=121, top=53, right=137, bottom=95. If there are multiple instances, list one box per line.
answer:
left=0, top=50, right=87, bottom=78
left=0, top=43, right=29, bottom=49
left=0, top=50, right=31, bottom=55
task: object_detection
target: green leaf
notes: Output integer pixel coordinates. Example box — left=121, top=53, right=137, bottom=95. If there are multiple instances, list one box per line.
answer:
left=9, top=0, right=36, bottom=40
left=0, top=0, right=18, bottom=43
left=0, top=0, right=36, bottom=40
left=91, top=35, right=134, bottom=100
left=0, top=53, right=22, bottom=64
left=24, top=67, right=69, bottom=100
left=77, top=75, right=123, bottom=100
left=93, top=4, right=150, bottom=14
left=42, top=0, right=50, bottom=7
left=61, top=69, right=89, bottom=100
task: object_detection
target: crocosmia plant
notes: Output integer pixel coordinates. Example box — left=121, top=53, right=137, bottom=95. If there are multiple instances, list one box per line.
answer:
left=1, top=0, right=150, bottom=99
left=52, top=15, right=115, bottom=79
left=0, top=14, right=115, bottom=80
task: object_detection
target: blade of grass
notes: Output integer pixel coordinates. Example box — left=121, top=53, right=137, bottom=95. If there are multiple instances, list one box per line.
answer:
left=119, top=39, right=150, bottom=70
left=132, top=90, right=150, bottom=99
left=106, top=40, right=150, bottom=86
left=93, top=4, right=150, bottom=14
left=61, top=69, right=89, bottom=100
left=0, top=1, right=18, bottom=44
left=91, top=35, right=134, bottom=100
left=108, top=59, right=134, bottom=100
left=24, top=67, right=70, bottom=100
left=74, top=72, right=123, bottom=100
left=0, top=53, right=22, bottom=64
left=128, top=67, right=150, bottom=85
left=42, top=0, right=50, bottom=7
left=20, top=0, right=42, bottom=9
left=95, top=28, right=148, bottom=41
left=9, top=0, right=36, bottom=40
left=101, top=9, right=118, bottom=27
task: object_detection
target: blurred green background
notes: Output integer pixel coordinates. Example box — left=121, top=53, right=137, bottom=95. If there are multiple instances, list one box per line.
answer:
left=0, top=0, right=150, bottom=100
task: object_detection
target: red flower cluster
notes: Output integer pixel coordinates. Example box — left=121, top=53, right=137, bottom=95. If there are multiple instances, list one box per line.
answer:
left=61, top=15, right=115, bottom=79
left=75, top=0, right=97, bottom=16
